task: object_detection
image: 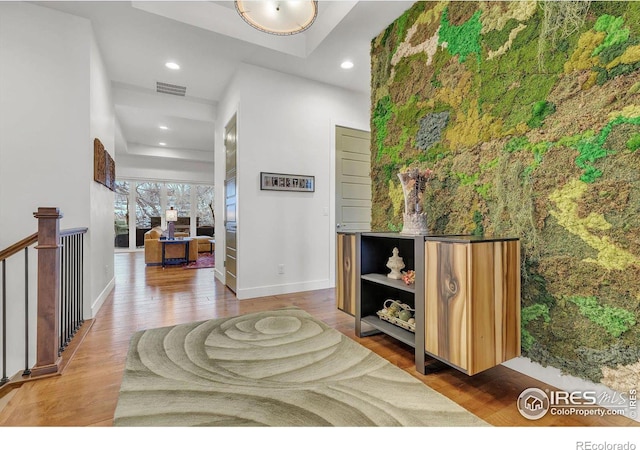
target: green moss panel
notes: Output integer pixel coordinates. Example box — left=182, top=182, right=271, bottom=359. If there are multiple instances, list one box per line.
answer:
left=370, top=1, right=640, bottom=390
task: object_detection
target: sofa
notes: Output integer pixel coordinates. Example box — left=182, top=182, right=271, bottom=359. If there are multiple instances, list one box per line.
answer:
left=194, top=236, right=215, bottom=253
left=144, top=227, right=198, bottom=266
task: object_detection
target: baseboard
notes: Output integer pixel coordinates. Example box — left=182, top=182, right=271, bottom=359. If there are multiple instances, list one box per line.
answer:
left=91, top=276, right=115, bottom=317
left=214, top=268, right=225, bottom=284
left=502, top=356, right=640, bottom=423
left=236, top=279, right=331, bottom=300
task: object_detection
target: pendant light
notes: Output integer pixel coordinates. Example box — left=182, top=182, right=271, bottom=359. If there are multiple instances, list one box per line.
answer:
left=235, top=1, right=318, bottom=36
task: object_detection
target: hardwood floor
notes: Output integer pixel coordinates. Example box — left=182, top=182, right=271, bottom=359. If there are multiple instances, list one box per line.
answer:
left=0, top=252, right=637, bottom=430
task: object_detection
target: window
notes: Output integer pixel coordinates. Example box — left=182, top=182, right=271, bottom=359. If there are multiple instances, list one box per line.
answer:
left=196, top=185, right=215, bottom=227
left=135, top=182, right=162, bottom=228
left=114, top=181, right=129, bottom=224
left=166, top=183, right=191, bottom=217
left=114, top=180, right=215, bottom=249
left=114, top=181, right=130, bottom=248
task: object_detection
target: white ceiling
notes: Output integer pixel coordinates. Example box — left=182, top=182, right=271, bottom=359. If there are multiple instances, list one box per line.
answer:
left=36, top=1, right=414, bottom=166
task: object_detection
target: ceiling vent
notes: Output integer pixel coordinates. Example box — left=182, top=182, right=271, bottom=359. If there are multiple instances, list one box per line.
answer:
left=156, top=81, right=187, bottom=96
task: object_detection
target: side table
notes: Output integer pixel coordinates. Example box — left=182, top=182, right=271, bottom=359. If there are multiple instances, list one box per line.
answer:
left=160, top=238, right=193, bottom=268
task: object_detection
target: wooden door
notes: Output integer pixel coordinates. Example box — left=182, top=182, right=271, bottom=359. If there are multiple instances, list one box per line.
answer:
left=336, top=126, right=371, bottom=233
left=224, top=115, right=237, bottom=293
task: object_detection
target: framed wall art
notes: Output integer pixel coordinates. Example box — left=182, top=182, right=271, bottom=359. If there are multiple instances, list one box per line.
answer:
left=260, top=172, right=315, bottom=192
left=94, top=138, right=115, bottom=192
left=94, top=138, right=107, bottom=186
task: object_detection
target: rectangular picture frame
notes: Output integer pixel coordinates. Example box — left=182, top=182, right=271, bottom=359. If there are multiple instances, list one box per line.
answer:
left=260, top=172, right=315, bottom=192
left=94, top=138, right=116, bottom=192
left=94, top=138, right=107, bottom=186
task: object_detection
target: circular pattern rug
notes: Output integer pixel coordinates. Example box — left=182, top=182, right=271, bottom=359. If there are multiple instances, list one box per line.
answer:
left=114, top=307, right=488, bottom=427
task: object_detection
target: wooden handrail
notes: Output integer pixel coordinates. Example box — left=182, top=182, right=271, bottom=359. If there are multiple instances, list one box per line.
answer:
left=0, top=233, right=38, bottom=261
left=0, top=228, right=86, bottom=261
left=60, top=228, right=88, bottom=237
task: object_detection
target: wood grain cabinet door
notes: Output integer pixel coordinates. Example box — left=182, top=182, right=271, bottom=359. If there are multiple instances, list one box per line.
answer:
left=336, top=233, right=356, bottom=315
left=425, top=240, right=521, bottom=375
left=425, top=241, right=469, bottom=371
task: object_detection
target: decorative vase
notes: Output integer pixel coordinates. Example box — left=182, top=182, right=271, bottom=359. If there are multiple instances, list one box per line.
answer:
left=386, top=247, right=405, bottom=279
left=398, top=167, right=433, bottom=235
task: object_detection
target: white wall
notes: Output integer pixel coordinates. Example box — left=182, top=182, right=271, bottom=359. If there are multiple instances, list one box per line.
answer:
left=117, top=154, right=214, bottom=185
left=89, top=30, right=117, bottom=316
left=215, top=64, right=369, bottom=299
left=0, top=3, right=90, bottom=242
left=0, top=2, right=115, bottom=374
left=213, top=71, right=241, bottom=283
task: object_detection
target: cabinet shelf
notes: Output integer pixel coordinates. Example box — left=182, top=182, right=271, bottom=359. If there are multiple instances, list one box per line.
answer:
left=361, top=315, right=416, bottom=348
left=361, top=273, right=415, bottom=293
left=355, top=232, right=521, bottom=376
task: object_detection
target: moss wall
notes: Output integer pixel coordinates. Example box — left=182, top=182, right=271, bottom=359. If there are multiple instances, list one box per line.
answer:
left=371, top=0, right=640, bottom=392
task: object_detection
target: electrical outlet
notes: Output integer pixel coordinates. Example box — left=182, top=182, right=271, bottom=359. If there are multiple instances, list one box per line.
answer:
left=278, top=264, right=285, bottom=274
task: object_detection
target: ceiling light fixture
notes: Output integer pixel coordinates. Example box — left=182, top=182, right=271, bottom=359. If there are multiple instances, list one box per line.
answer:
left=159, top=125, right=169, bottom=130
left=165, top=62, right=180, bottom=70
left=159, top=142, right=167, bottom=146
left=341, top=60, right=354, bottom=69
left=235, top=1, right=318, bottom=36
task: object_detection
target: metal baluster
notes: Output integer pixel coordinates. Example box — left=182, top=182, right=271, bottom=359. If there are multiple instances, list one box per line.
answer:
left=74, top=234, right=79, bottom=333
left=62, top=235, right=67, bottom=347
left=1, top=259, right=8, bottom=385
left=72, top=234, right=77, bottom=336
left=68, top=235, right=74, bottom=338
left=70, top=236, right=74, bottom=338
left=59, top=237, right=65, bottom=355
left=23, top=248, right=31, bottom=376
left=64, top=236, right=69, bottom=348
left=64, top=236, right=73, bottom=348
left=80, top=234, right=84, bottom=326
left=70, top=235, right=74, bottom=334
left=72, top=234, right=76, bottom=335
left=75, top=234, right=79, bottom=330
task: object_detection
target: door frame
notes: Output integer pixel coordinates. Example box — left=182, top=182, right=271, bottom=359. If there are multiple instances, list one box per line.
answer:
left=329, top=120, right=371, bottom=288
left=224, top=113, right=238, bottom=293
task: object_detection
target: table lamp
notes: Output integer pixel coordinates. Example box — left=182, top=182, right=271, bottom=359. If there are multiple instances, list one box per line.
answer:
left=166, top=207, right=178, bottom=239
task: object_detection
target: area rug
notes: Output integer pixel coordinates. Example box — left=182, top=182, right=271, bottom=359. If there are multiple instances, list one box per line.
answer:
left=183, top=252, right=214, bottom=269
left=113, top=307, right=488, bottom=427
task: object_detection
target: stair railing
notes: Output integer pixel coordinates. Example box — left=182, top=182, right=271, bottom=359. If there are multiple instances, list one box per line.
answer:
left=0, top=233, right=37, bottom=384
left=0, top=207, right=87, bottom=389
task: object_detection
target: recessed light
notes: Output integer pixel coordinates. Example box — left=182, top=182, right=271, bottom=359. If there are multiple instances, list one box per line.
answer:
left=159, top=125, right=168, bottom=130
left=341, top=60, right=354, bottom=69
left=159, top=142, right=167, bottom=146
left=165, top=62, right=180, bottom=70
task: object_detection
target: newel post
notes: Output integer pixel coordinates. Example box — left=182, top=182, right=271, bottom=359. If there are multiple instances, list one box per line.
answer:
left=31, top=207, right=63, bottom=377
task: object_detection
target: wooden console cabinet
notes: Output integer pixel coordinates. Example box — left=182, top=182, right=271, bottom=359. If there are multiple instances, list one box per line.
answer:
left=355, top=232, right=520, bottom=376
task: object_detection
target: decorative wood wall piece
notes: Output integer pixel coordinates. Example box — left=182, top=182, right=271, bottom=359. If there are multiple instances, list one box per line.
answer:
left=93, top=138, right=106, bottom=186
left=424, top=239, right=521, bottom=375
left=336, top=232, right=356, bottom=316
left=94, top=138, right=115, bottom=191
left=106, top=152, right=115, bottom=191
